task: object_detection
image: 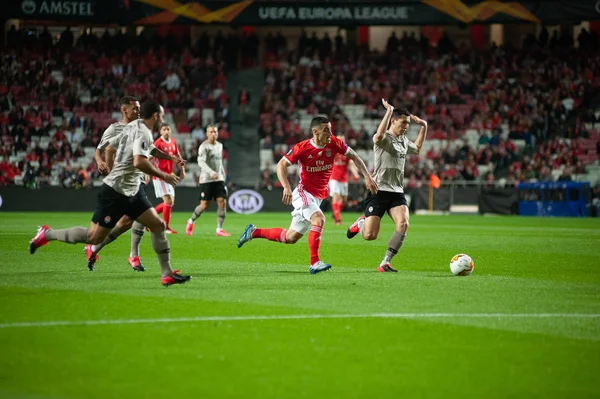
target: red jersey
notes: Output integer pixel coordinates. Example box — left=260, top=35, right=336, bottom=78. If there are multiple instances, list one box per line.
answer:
left=330, top=154, right=350, bottom=183
left=283, top=136, right=349, bottom=199
left=152, top=137, right=178, bottom=179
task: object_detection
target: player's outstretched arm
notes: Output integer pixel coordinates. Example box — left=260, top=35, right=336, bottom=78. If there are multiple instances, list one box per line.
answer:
left=375, top=98, right=394, bottom=144
left=133, top=155, right=180, bottom=186
left=346, top=148, right=378, bottom=194
left=410, top=115, right=428, bottom=154
left=276, top=157, right=293, bottom=205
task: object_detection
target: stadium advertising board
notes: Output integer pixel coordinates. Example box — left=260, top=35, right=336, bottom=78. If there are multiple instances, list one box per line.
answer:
left=228, top=189, right=264, bottom=214
left=3, top=0, right=600, bottom=25
left=20, top=0, right=95, bottom=17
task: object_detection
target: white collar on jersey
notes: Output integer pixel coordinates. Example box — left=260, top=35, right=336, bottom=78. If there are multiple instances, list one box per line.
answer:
left=309, top=138, right=325, bottom=149
left=160, top=136, right=171, bottom=143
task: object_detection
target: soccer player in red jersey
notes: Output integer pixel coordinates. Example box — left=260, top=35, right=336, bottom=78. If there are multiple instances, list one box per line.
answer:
left=151, top=123, right=184, bottom=234
left=329, top=134, right=360, bottom=225
left=237, top=116, right=378, bottom=274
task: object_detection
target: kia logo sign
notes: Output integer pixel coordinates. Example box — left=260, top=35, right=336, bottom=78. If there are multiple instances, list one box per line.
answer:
left=228, top=189, right=264, bottom=214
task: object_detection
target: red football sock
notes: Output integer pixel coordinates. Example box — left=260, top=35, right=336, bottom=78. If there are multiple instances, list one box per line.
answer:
left=308, top=225, right=323, bottom=265
left=332, top=202, right=342, bottom=221
left=252, top=228, right=287, bottom=243
left=155, top=203, right=164, bottom=215
left=163, top=204, right=172, bottom=226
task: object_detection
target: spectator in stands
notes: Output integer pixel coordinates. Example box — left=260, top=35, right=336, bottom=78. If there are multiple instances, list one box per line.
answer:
left=557, top=167, right=572, bottom=182
left=161, top=70, right=182, bottom=92
left=238, top=86, right=251, bottom=122
left=260, top=166, right=274, bottom=190
left=191, top=124, right=205, bottom=141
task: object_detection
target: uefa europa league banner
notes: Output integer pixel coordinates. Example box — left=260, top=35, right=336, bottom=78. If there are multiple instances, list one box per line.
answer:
left=3, top=0, right=600, bottom=25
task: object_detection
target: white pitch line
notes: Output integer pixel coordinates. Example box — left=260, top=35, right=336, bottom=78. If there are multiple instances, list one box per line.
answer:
left=0, top=313, right=599, bottom=329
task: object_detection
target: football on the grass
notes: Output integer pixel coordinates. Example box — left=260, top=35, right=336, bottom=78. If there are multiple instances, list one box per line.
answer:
left=450, top=254, right=474, bottom=276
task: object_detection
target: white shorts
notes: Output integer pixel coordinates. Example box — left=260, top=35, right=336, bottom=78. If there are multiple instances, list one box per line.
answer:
left=153, top=178, right=175, bottom=198
left=329, top=179, right=348, bottom=197
left=289, top=186, right=323, bottom=235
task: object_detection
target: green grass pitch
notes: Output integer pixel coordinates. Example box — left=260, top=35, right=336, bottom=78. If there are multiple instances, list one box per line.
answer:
left=0, top=211, right=599, bottom=398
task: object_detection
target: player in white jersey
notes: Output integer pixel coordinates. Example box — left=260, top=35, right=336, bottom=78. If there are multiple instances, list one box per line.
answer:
left=185, top=125, right=230, bottom=237
left=30, top=101, right=192, bottom=286
left=95, top=96, right=139, bottom=174
left=84, top=96, right=150, bottom=271
left=347, top=99, right=428, bottom=272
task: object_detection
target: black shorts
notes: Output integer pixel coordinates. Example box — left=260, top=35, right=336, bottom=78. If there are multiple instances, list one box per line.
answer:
left=363, top=190, right=408, bottom=218
left=91, top=183, right=153, bottom=228
left=199, top=181, right=228, bottom=201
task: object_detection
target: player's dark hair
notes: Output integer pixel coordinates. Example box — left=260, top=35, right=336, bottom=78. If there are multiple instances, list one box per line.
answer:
left=391, top=108, right=410, bottom=120
left=119, top=96, right=138, bottom=107
left=310, top=116, right=330, bottom=130
left=160, top=122, right=170, bottom=129
left=140, top=101, right=161, bottom=119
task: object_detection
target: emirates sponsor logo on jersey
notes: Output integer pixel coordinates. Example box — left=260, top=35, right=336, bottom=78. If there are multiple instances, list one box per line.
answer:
left=305, top=164, right=333, bottom=173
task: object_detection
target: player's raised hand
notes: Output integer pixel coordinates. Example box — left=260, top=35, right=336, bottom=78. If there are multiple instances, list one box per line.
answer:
left=164, top=173, right=180, bottom=186
left=382, top=98, right=394, bottom=111
left=410, top=114, right=427, bottom=126
left=365, top=174, right=378, bottom=194
left=282, top=187, right=293, bottom=205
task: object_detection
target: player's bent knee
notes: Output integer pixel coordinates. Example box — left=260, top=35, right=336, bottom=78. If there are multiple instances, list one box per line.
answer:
left=286, top=231, right=303, bottom=244
left=311, top=215, right=325, bottom=227
left=148, top=219, right=166, bottom=233
left=363, top=231, right=378, bottom=241
left=87, top=233, right=103, bottom=245
left=397, top=221, right=409, bottom=232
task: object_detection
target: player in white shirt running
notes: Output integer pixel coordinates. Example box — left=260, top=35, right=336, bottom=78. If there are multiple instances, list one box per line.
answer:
left=30, top=101, right=191, bottom=286
left=347, top=99, right=428, bottom=272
